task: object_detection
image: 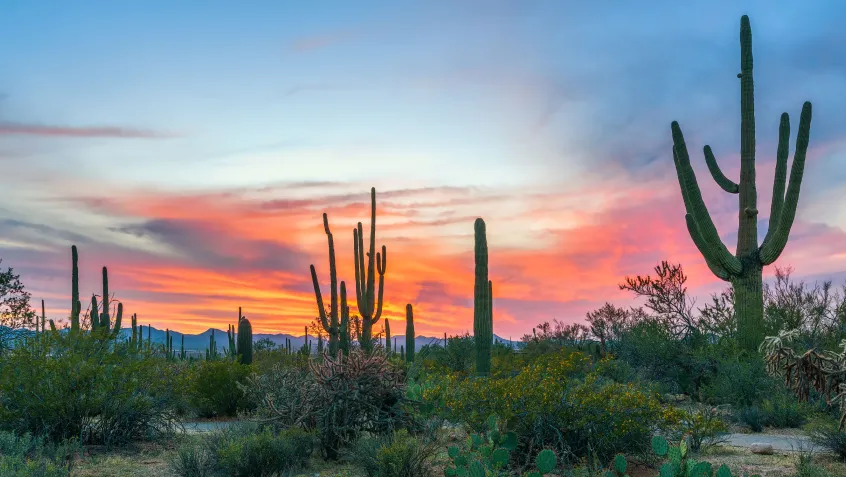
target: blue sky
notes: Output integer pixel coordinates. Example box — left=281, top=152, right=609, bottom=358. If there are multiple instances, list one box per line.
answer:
left=1, top=1, right=846, bottom=335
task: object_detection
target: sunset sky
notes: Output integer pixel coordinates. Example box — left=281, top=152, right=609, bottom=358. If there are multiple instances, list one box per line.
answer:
left=2, top=1, right=846, bottom=337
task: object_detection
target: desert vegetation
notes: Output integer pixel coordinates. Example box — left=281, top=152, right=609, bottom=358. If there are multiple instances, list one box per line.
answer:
left=1, top=14, right=846, bottom=477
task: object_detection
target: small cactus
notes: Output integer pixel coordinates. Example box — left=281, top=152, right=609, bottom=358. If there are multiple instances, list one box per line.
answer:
left=535, top=449, right=556, bottom=474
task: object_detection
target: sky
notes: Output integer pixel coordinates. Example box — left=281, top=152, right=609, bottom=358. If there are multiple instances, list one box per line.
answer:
left=2, top=0, right=846, bottom=337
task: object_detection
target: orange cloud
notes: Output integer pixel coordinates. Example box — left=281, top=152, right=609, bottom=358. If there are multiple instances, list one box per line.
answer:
left=15, top=174, right=846, bottom=338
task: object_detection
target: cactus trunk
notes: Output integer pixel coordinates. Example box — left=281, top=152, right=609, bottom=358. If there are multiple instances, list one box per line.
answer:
left=70, top=245, right=80, bottom=334
left=384, top=318, right=391, bottom=353
left=474, top=218, right=492, bottom=376
left=339, top=281, right=351, bottom=356
left=670, top=15, right=812, bottom=350
left=406, top=304, right=415, bottom=363
left=237, top=315, right=253, bottom=365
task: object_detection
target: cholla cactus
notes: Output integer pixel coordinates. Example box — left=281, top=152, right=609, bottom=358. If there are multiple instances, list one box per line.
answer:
left=760, top=329, right=846, bottom=429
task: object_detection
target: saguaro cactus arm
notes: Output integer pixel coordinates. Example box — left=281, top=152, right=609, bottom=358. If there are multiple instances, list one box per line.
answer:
left=759, top=102, right=812, bottom=265
left=673, top=146, right=736, bottom=280
left=703, top=145, right=739, bottom=193
left=671, top=125, right=743, bottom=275
left=310, top=212, right=342, bottom=354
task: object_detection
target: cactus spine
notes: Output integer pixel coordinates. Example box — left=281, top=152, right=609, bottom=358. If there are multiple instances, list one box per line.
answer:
left=406, top=304, right=415, bottom=363
left=670, top=15, right=813, bottom=350
left=237, top=314, right=253, bottom=365
left=353, top=187, right=387, bottom=352
left=474, top=218, right=492, bottom=376
left=311, top=213, right=341, bottom=355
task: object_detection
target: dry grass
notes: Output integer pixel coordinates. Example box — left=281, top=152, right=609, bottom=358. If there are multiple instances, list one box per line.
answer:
left=64, top=430, right=846, bottom=477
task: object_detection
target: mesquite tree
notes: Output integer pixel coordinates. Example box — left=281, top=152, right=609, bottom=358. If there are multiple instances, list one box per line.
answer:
left=670, top=15, right=813, bottom=350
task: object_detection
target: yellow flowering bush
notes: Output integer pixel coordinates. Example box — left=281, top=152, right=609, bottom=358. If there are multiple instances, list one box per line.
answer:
left=421, top=350, right=680, bottom=464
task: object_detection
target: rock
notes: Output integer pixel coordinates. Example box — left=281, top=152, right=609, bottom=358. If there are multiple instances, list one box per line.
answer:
left=750, top=443, right=774, bottom=455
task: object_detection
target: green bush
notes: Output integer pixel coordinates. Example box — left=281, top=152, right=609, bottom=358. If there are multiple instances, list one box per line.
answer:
left=805, top=418, right=846, bottom=460
left=350, top=430, right=438, bottom=477
left=167, top=441, right=215, bottom=477
left=0, top=334, right=184, bottom=446
left=700, top=355, right=777, bottom=407
left=423, top=350, right=680, bottom=464
left=200, top=422, right=315, bottom=477
left=0, top=430, right=79, bottom=476
left=675, top=407, right=729, bottom=452
left=736, top=406, right=765, bottom=432
left=760, top=392, right=813, bottom=429
left=188, top=359, right=253, bottom=418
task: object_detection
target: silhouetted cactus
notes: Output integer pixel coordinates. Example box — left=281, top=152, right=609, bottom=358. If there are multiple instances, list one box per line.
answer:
left=339, top=281, right=351, bottom=356
left=353, top=187, right=387, bottom=352
left=311, top=213, right=341, bottom=355
left=670, top=15, right=813, bottom=350
left=384, top=318, right=391, bottom=353
left=406, top=304, right=415, bottom=363
left=237, top=315, right=253, bottom=365
left=474, top=218, right=492, bottom=376
left=70, top=245, right=80, bottom=334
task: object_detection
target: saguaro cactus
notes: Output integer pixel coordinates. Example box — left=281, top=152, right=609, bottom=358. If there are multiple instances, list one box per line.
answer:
left=353, top=187, right=387, bottom=352
left=339, top=281, right=351, bottom=356
left=474, top=218, right=492, bottom=376
left=237, top=315, right=253, bottom=365
left=670, top=15, right=813, bottom=350
left=311, top=213, right=341, bottom=355
left=384, top=318, right=391, bottom=353
left=406, top=304, right=415, bottom=363
left=70, top=245, right=80, bottom=334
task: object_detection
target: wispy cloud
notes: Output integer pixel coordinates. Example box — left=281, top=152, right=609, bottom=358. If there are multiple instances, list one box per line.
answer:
left=0, top=122, right=179, bottom=138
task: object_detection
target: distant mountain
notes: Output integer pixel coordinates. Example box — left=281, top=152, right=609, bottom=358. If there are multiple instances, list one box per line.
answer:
left=2, top=325, right=522, bottom=353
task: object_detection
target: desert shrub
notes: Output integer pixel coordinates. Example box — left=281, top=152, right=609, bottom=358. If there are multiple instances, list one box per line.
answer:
left=239, top=361, right=314, bottom=428
left=250, top=348, right=310, bottom=375
left=0, top=430, right=79, bottom=476
left=735, top=406, right=765, bottom=432
left=423, top=350, right=679, bottom=465
left=594, top=355, right=638, bottom=384
left=214, top=426, right=314, bottom=477
left=419, top=334, right=475, bottom=375
left=188, top=359, right=253, bottom=418
left=761, top=392, right=814, bottom=429
left=0, top=333, right=183, bottom=446
left=310, top=349, right=412, bottom=459
left=674, top=407, right=729, bottom=452
left=614, top=318, right=700, bottom=394
left=350, top=430, right=438, bottom=477
left=805, top=418, right=846, bottom=461
left=168, top=441, right=215, bottom=477
left=700, top=354, right=778, bottom=407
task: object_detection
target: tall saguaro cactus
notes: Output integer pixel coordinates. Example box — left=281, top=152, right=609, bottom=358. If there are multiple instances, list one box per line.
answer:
left=353, top=187, right=387, bottom=352
left=474, top=218, right=493, bottom=376
left=237, top=314, right=253, bottom=365
left=70, top=245, right=80, bottom=334
left=405, top=304, right=415, bottom=363
left=670, top=15, right=813, bottom=350
left=311, top=213, right=341, bottom=355
left=384, top=318, right=391, bottom=353
left=339, top=281, right=351, bottom=356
